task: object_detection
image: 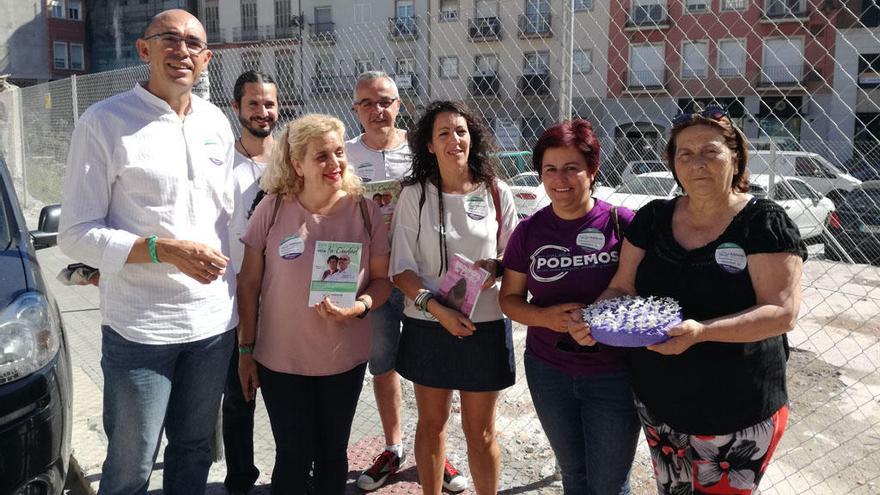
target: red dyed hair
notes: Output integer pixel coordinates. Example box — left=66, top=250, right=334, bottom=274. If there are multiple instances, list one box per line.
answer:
left=532, top=119, right=601, bottom=179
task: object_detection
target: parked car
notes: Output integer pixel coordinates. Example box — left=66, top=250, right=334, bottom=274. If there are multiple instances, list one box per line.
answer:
left=619, top=160, right=668, bottom=185
left=506, top=171, right=617, bottom=219
left=824, top=181, right=880, bottom=263
left=601, top=172, right=682, bottom=211
left=748, top=150, right=861, bottom=205
left=0, top=156, right=70, bottom=495
left=749, top=174, right=835, bottom=242
left=495, top=150, right=533, bottom=180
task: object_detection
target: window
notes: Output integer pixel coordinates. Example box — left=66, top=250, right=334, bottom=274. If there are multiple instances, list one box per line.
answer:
left=354, top=57, right=374, bottom=75
left=765, top=0, right=805, bottom=17
left=439, top=56, right=459, bottom=78
left=241, top=0, right=258, bottom=32
left=68, top=0, right=81, bottom=20
left=275, top=0, right=291, bottom=28
left=353, top=3, right=369, bottom=24
left=632, top=0, right=667, bottom=24
left=574, top=0, right=593, bottom=11
left=788, top=180, right=822, bottom=200
left=717, top=39, right=746, bottom=77
left=396, top=0, right=414, bottom=19
left=524, top=52, right=549, bottom=74
left=721, top=0, right=747, bottom=10
left=70, top=43, right=84, bottom=70
left=858, top=53, right=880, bottom=87
left=440, top=0, right=459, bottom=21
left=314, top=6, right=333, bottom=31
left=629, top=43, right=665, bottom=87
left=762, top=38, right=804, bottom=84
left=205, top=1, right=220, bottom=39
left=475, top=54, right=498, bottom=75
left=685, top=0, right=709, bottom=12
left=681, top=41, right=708, bottom=79
left=475, top=0, right=498, bottom=18
left=53, top=41, right=68, bottom=69
left=275, top=49, right=297, bottom=98
left=396, top=57, right=415, bottom=75
left=795, top=157, right=835, bottom=178
left=573, top=49, right=592, bottom=73
left=50, top=0, right=65, bottom=18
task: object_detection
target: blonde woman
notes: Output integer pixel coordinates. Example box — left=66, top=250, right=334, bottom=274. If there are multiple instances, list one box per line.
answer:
left=237, top=114, right=392, bottom=494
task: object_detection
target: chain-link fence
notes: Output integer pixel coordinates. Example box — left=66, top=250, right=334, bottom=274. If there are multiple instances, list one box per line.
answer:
left=2, top=1, right=880, bottom=493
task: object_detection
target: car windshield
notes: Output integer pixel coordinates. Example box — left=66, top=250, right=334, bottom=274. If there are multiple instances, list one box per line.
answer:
left=510, top=174, right=541, bottom=187
left=631, top=162, right=666, bottom=175
left=617, top=177, right=677, bottom=196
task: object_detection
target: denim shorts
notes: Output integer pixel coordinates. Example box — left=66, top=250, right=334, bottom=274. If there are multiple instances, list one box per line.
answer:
left=367, top=287, right=405, bottom=375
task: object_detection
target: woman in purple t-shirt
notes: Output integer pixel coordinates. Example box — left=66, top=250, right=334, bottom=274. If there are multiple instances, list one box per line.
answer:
left=499, top=120, right=641, bottom=494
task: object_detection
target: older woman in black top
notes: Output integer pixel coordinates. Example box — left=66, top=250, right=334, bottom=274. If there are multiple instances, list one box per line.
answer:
left=580, top=107, right=805, bottom=495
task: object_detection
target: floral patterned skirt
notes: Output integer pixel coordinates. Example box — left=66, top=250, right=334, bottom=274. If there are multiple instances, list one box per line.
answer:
left=636, top=398, right=788, bottom=495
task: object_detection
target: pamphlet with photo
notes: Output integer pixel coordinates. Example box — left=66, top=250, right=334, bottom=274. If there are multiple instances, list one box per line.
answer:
left=362, top=179, right=401, bottom=231
left=309, top=241, right=362, bottom=307
left=437, top=254, right=490, bottom=319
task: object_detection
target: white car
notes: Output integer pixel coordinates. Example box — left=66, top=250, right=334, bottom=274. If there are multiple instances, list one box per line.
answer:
left=507, top=171, right=617, bottom=218
left=750, top=174, right=835, bottom=241
left=602, top=172, right=682, bottom=211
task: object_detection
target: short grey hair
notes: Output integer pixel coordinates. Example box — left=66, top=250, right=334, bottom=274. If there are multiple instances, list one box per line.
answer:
left=353, top=70, right=398, bottom=100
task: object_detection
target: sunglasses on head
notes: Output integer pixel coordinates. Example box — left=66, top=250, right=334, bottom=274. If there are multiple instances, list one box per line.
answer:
left=671, top=105, right=728, bottom=127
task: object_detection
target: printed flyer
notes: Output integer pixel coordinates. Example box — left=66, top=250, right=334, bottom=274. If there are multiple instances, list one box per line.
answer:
left=437, top=254, right=490, bottom=318
left=362, top=179, right=401, bottom=231
left=309, top=241, right=362, bottom=308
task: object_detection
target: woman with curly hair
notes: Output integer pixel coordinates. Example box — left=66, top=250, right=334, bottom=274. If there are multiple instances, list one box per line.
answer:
left=390, top=100, right=518, bottom=494
left=236, top=113, right=392, bottom=494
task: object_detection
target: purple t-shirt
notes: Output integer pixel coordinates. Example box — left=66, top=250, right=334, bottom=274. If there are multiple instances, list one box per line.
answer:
left=503, top=200, right=633, bottom=376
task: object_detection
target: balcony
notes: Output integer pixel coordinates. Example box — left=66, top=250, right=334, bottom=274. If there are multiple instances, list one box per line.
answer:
left=232, top=25, right=271, bottom=43
left=717, top=66, right=744, bottom=77
left=760, top=64, right=804, bottom=86
left=311, top=75, right=357, bottom=95
left=518, top=13, right=552, bottom=38
left=469, top=17, right=502, bottom=41
left=627, top=4, right=669, bottom=28
left=393, top=73, right=419, bottom=94
left=763, top=0, right=807, bottom=20
left=519, top=73, right=551, bottom=96
left=627, top=68, right=666, bottom=90
left=308, top=22, right=336, bottom=44
left=389, top=16, right=419, bottom=40
left=470, top=74, right=500, bottom=96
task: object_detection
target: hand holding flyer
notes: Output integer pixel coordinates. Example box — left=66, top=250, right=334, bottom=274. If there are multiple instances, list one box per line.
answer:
left=309, top=241, right=362, bottom=308
left=437, top=254, right=490, bottom=319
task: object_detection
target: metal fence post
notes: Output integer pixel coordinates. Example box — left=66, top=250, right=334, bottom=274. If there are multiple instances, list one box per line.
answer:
left=558, top=0, right=573, bottom=122
left=71, top=73, right=79, bottom=121
left=15, top=88, right=26, bottom=208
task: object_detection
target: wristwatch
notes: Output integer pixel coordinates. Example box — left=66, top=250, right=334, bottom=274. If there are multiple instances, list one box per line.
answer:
left=356, top=297, right=371, bottom=319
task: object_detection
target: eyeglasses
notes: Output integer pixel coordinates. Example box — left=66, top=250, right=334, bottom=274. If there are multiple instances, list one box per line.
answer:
left=353, top=97, right=398, bottom=110
left=144, top=32, right=208, bottom=55
left=671, top=105, right=728, bottom=127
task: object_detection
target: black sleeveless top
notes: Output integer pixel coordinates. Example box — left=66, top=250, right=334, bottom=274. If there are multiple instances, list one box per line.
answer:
left=626, top=197, right=807, bottom=434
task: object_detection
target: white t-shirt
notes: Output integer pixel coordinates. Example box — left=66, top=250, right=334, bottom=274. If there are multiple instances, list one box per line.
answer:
left=390, top=181, right=519, bottom=323
left=345, top=133, right=412, bottom=182
left=229, top=150, right=266, bottom=273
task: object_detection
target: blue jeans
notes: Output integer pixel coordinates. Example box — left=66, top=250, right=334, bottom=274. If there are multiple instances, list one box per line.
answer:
left=525, top=352, right=640, bottom=495
left=99, top=326, right=234, bottom=495
left=368, top=287, right=405, bottom=375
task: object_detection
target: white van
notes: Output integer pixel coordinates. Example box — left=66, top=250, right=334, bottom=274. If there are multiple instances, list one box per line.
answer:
left=747, top=150, right=861, bottom=204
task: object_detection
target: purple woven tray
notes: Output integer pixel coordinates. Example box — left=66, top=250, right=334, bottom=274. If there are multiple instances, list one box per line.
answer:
left=582, top=296, right=682, bottom=348
left=588, top=318, right=680, bottom=347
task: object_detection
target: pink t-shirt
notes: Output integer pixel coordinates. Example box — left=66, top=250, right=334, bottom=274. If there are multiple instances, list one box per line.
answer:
left=242, top=193, right=391, bottom=376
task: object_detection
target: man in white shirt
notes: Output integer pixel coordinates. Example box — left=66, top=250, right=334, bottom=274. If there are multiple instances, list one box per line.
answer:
left=349, top=71, right=468, bottom=493
left=223, top=69, right=277, bottom=495
left=58, top=10, right=236, bottom=495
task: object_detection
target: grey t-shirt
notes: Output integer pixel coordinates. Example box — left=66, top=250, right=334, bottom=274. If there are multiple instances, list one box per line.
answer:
left=345, top=133, right=412, bottom=182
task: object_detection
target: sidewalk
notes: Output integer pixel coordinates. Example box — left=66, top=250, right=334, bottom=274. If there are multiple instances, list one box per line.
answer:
left=40, top=245, right=650, bottom=494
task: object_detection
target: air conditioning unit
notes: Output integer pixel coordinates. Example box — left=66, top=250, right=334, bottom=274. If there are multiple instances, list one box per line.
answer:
left=395, top=73, right=413, bottom=90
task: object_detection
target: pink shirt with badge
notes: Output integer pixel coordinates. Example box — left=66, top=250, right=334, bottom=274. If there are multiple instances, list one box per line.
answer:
left=242, top=193, right=390, bottom=376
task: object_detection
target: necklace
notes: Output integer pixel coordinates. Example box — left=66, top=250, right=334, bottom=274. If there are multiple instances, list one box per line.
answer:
left=237, top=138, right=261, bottom=184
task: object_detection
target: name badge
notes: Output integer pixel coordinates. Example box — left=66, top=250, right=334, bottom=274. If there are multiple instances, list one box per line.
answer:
left=279, top=235, right=305, bottom=260
left=715, top=242, right=747, bottom=274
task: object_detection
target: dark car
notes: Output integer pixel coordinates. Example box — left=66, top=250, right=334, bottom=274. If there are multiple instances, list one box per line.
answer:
left=825, top=181, right=880, bottom=263
left=0, top=156, right=70, bottom=495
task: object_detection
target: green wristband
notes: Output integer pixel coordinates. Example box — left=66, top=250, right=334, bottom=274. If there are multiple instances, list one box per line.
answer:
left=147, top=235, right=160, bottom=263
left=238, top=345, right=254, bottom=354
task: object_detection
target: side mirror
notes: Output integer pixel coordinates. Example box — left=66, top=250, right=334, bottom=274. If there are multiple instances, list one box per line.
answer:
left=31, top=204, right=61, bottom=250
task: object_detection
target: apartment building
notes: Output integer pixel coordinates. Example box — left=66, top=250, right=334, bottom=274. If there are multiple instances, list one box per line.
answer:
left=606, top=0, right=840, bottom=161
left=200, top=0, right=610, bottom=150
left=48, top=0, right=89, bottom=78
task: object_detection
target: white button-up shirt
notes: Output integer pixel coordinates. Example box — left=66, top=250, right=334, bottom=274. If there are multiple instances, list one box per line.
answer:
left=59, top=84, right=237, bottom=344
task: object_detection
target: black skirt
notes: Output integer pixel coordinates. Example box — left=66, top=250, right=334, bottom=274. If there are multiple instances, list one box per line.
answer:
left=396, top=317, right=515, bottom=392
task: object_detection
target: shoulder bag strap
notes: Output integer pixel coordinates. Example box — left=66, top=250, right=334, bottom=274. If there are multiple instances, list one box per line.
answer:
left=359, top=196, right=372, bottom=240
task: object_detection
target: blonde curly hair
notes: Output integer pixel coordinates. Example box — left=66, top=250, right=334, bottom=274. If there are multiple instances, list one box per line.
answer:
left=261, top=113, right=363, bottom=198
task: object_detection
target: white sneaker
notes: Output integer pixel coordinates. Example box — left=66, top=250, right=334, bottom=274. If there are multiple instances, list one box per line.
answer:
left=442, top=458, right=468, bottom=493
